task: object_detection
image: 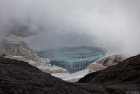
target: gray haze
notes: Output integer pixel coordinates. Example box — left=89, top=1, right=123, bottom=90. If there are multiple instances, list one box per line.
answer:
left=0, top=0, right=140, bottom=56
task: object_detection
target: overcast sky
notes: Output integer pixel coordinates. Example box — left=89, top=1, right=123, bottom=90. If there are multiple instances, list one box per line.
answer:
left=0, top=0, right=140, bottom=56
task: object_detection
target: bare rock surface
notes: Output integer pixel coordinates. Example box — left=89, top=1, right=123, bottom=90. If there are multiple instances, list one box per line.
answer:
left=96, top=54, right=125, bottom=66
left=0, top=40, right=39, bottom=62
left=88, top=54, right=126, bottom=72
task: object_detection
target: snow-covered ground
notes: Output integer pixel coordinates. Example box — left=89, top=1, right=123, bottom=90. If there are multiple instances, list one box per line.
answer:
left=51, top=68, right=90, bottom=81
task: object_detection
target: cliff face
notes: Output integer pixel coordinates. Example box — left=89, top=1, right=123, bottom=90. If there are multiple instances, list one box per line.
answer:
left=0, top=40, right=39, bottom=62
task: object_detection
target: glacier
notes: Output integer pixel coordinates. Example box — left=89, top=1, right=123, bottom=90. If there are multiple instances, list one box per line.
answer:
left=38, top=46, right=106, bottom=73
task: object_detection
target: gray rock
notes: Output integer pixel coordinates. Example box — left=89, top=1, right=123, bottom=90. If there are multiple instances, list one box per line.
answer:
left=0, top=40, right=39, bottom=62
left=88, top=63, right=107, bottom=72
left=96, top=54, right=125, bottom=66
left=88, top=54, right=126, bottom=72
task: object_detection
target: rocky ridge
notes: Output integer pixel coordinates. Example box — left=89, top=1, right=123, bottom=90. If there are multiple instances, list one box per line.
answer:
left=0, top=40, right=39, bottom=62
left=88, top=54, right=126, bottom=72
left=0, top=54, right=140, bottom=94
left=0, top=40, right=69, bottom=74
left=78, top=54, right=140, bottom=93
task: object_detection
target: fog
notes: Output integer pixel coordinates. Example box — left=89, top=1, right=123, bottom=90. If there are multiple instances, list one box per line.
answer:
left=0, top=0, right=140, bottom=56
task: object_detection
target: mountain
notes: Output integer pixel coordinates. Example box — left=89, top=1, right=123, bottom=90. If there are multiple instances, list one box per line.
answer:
left=96, top=54, right=125, bottom=66
left=0, top=57, right=90, bottom=94
left=88, top=54, right=126, bottom=72
left=0, top=40, right=70, bottom=74
left=0, top=40, right=39, bottom=62
left=78, top=54, right=140, bottom=93
left=0, top=54, right=140, bottom=94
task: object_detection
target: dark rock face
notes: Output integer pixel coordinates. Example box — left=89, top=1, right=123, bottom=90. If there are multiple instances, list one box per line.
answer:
left=78, top=54, right=140, bottom=93
left=0, top=57, right=90, bottom=94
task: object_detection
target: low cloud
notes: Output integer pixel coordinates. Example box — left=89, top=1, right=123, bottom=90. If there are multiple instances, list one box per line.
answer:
left=0, top=0, right=140, bottom=56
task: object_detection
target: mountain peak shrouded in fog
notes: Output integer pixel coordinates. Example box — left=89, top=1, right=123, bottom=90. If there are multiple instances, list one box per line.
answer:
left=0, top=0, right=140, bottom=56
left=6, top=21, right=37, bottom=38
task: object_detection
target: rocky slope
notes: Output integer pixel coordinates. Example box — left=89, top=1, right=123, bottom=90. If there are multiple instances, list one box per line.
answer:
left=0, top=54, right=140, bottom=94
left=96, top=54, right=125, bottom=66
left=0, top=57, right=90, bottom=94
left=0, top=40, right=39, bottom=62
left=88, top=54, right=125, bottom=72
left=78, top=54, right=140, bottom=93
left=0, top=40, right=70, bottom=74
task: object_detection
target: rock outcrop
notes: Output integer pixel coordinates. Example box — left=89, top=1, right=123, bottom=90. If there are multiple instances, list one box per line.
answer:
left=38, top=65, right=69, bottom=74
left=88, top=63, right=107, bottom=72
left=88, top=54, right=125, bottom=72
left=96, top=54, right=125, bottom=66
left=0, top=40, right=39, bottom=62
left=0, top=40, right=69, bottom=74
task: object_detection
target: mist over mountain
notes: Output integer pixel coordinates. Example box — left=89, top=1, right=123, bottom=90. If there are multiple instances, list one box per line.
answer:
left=0, top=0, right=140, bottom=56
left=0, top=1, right=140, bottom=93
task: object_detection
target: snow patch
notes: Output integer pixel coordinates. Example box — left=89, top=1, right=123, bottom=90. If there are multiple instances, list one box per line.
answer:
left=52, top=68, right=90, bottom=81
